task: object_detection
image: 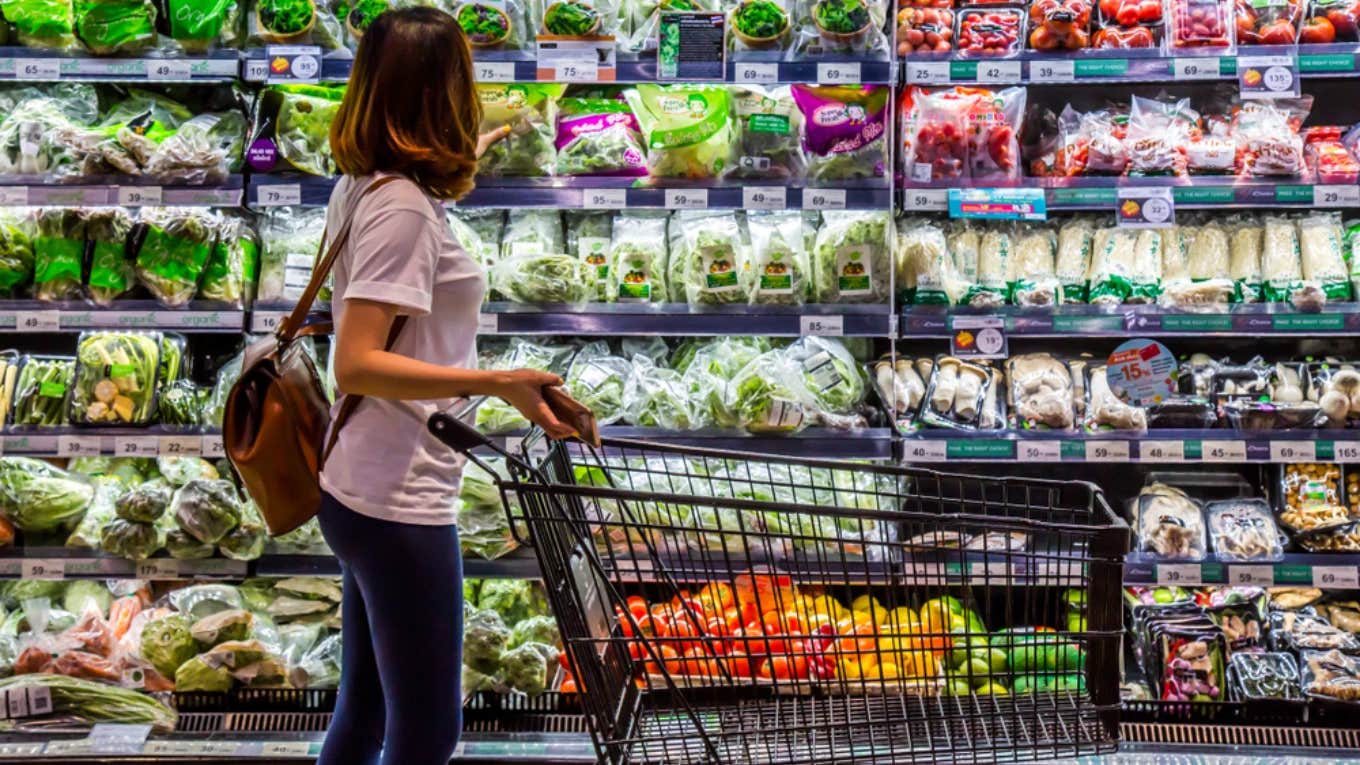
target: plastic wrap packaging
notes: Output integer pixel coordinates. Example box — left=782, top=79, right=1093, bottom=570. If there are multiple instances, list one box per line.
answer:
left=1136, top=483, right=1206, bottom=560
left=920, top=355, right=997, bottom=430
left=1126, top=96, right=1197, bottom=177
left=1057, top=106, right=1129, bottom=176
left=786, top=335, right=865, bottom=418
left=565, top=211, right=612, bottom=301
left=1055, top=216, right=1093, bottom=303
left=1086, top=364, right=1148, bottom=431
left=1093, top=0, right=1160, bottom=47
left=492, top=253, right=592, bottom=304
left=200, top=214, right=258, bottom=309
left=728, top=86, right=806, bottom=182
left=955, top=4, right=1025, bottom=56
left=726, top=350, right=813, bottom=434
left=453, top=0, right=531, bottom=48
left=1229, top=214, right=1265, bottom=302
left=791, top=0, right=890, bottom=58
left=900, top=86, right=971, bottom=182
left=1261, top=215, right=1312, bottom=307
left=0, top=208, right=36, bottom=298
left=1298, top=212, right=1351, bottom=302
left=964, top=222, right=1011, bottom=306
left=1126, top=228, right=1164, bottom=303
left=1, top=0, right=79, bottom=48
left=246, top=86, right=343, bottom=177
left=1310, top=362, right=1360, bottom=427
left=812, top=210, right=889, bottom=304
left=1237, top=100, right=1310, bottom=178
left=533, top=0, right=621, bottom=38
left=897, top=217, right=963, bottom=305
left=896, top=5, right=953, bottom=54
left=1302, top=650, right=1360, bottom=701
left=11, top=355, right=74, bottom=428
left=1307, top=127, right=1360, bottom=183
left=947, top=219, right=980, bottom=285
left=968, top=87, right=1025, bottom=182
left=565, top=346, right=631, bottom=426
left=678, top=211, right=746, bottom=305
left=553, top=98, right=648, bottom=177
left=1088, top=225, right=1137, bottom=305
left=1229, top=652, right=1301, bottom=701
left=1162, top=218, right=1235, bottom=309
left=1028, top=0, right=1091, bottom=48
left=873, top=357, right=926, bottom=428
left=1008, top=352, right=1076, bottom=430
left=625, top=84, right=734, bottom=180
left=83, top=208, right=135, bottom=307
left=747, top=210, right=808, bottom=305
left=1206, top=499, right=1284, bottom=561
left=1235, top=0, right=1301, bottom=43
left=33, top=208, right=86, bottom=302
left=1278, top=462, right=1353, bottom=534
left=623, top=355, right=699, bottom=429
left=256, top=206, right=325, bottom=304
left=501, top=210, right=564, bottom=259
left=611, top=211, right=668, bottom=302
left=70, top=331, right=161, bottom=426
left=1012, top=225, right=1059, bottom=306
left=477, top=84, right=565, bottom=178
left=134, top=207, right=218, bottom=308
left=1169, top=0, right=1233, bottom=47
left=451, top=209, right=504, bottom=272
left=1274, top=612, right=1360, bottom=652
left=792, top=85, right=888, bottom=183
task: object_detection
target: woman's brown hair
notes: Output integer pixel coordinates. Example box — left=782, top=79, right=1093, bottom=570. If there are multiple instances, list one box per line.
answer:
left=330, top=7, right=482, bottom=200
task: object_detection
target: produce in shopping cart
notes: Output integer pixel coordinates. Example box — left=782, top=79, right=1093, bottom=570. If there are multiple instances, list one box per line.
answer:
left=1136, top=483, right=1207, bottom=560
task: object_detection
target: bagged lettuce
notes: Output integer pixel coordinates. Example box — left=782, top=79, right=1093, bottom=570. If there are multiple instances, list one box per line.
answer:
left=624, top=84, right=734, bottom=179
left=34, top=208, right=86, bottom=302
left=747, top=210, right=808, bottom=305
left=256, top=206, right=325, bottom=304
left=477, top=84, right=564, bottom=178
left=678, top=211, right=746, bottom=305
left=75, top=0, right=157, bottom=56
left=0, top=208, right=36, bottom=297
left=491, top=253, right=592, bottom=304
left=2, top=0, right=77, bottom=48
left=566, top=211, right=612, bottom=301
left=785, top=336, right=864, bottom=414
left=501, top=210, right=564, bottom=258
left=199, top=213, right=258, bottom=307
left=610, top=211, right=668, bottom=302
left=728, top=350, right=813, bottom=434
left=623, top=354, right=699, bottom=429
left=134, top=207, right=218, bottom=308
left=565, top=346, right=630, bottom=425
left=792, top=85, right=888, bottom=183
left=553, top=97, right=648, bottom=177
left=82, top=207, right=134, bottom=307
left=811, top=210, right=890, bottom=303
left=728, top=86, right=806, bottom=181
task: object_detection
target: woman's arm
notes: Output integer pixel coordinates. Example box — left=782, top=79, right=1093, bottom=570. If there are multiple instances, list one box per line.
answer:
left=334, top=298, right=575, bottom=438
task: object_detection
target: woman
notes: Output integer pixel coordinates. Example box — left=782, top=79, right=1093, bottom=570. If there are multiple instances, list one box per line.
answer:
left=317, top=9, right=576, bottom=765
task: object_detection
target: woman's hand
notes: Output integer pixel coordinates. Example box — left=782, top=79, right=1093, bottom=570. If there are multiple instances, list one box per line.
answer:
left=475, top=125, right=512, bottom=159
left=495, top=369, right=577, bottom=440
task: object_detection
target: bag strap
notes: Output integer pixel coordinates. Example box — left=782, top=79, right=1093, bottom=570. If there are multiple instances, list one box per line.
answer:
left=320, top=313, right=408, bottom=468
left=276, top=175, right=404, bottom=341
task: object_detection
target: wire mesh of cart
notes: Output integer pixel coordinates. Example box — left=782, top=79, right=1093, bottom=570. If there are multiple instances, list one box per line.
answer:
left=430, top=412, right=1129, bottom=765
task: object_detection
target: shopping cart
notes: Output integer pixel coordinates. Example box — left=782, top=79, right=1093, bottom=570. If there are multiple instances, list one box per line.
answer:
left=431, top=412, right=1128, bottom=765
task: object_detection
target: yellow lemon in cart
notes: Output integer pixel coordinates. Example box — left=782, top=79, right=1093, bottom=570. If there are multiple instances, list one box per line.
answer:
left=876, top=661, right=902, bottom=681
left=850, top=594, right=885, bottom=623
left=886, top=606, right=918, bottom=629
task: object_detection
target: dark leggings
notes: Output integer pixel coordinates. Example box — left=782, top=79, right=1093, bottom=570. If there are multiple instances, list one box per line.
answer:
left=316, top=492, right=463, bottom=765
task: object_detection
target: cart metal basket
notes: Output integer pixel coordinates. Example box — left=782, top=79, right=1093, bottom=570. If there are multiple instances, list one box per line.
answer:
left=431, top=413, right=1128, bottom=765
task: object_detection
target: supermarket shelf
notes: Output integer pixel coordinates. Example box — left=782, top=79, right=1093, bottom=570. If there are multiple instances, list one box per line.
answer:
left=900, top=429, right=1360, bottom=463
left=1, top=428, right=224, bottom=458
left=496, top=426, right=895, bottom=459
left=0, top=301, right=245, bottom=332
left=0, top=49, right=240, bottom=82
left=1124, top=553, right=1360, bottom=587
left=252, top=550, right=543, bottom=579
left=249, top=174, right=890, bottom=210
left=0, top=549, right=248, bottom=579
left=0, top=178, right=244, bottom=207
left=900, top=304, right=1360, bottom=338
left=902, top=44, right=1360, bottom=86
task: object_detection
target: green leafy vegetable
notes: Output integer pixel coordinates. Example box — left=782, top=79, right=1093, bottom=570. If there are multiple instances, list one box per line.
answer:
left=171, top=478, right=242, bottom=544
left=813, top=0, right=867, bottom=32
left=457, top=3, right=510, bottom=42
left=140, top=614, right=198, bottom=677
left=34, top=208, right=86, bottom=302
left=258, top=0, right=314, bottom=34
left=101, top=518, right=162, bottom=560
left=624, top=84, right=734, bottom=179
left=0, top=675, right=176, bottom=731
left=0, top=208, right=35, bottom=297
left=812, top=210, right=889, bottom=304
left=728, top=350, right=811, bottom=434
left=543, top=0, right=597, bottom=34
left=134, top=208, right=218, bottom=308
left=0, top=457, right=93, bottom=532
left=566, top=351, right=629, bottom=425
left=84, top=207, right=135, bottom=307
left=115, top=479, right=171, bottom=523
left=734, top=0, right=786, bottom=37
left=70, top=331, right=162, bottom=425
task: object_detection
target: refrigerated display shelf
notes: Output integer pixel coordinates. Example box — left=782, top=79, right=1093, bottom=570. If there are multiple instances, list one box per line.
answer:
left=494, top=426, right=896, bottom=459
left=250, top=550, right=543, bottom=579
left=900, top=177, right=1360, bottom=214
left=0, top=301, right=246, bottom=333
left=1123, top=553, right=1360, bottom=588
left=900, top=430, right=1360, bottom=464
left=900, top=304, right=1360, bottom=338
left=0, top=550, right=542, bottom=581
left=249, top=175, right=891, bottom=211
left=0, top=50, right=241, bottom=82
left=1, top=429, right=224, bottom=459
left=0, top=180, right=244, bottom=208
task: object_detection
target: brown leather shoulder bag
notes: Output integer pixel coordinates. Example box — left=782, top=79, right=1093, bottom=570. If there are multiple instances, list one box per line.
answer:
left=224, top=176, right=406, bottom=535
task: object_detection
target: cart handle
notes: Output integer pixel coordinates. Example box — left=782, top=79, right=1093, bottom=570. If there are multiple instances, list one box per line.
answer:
left=427, top=399, right=536, bottom=473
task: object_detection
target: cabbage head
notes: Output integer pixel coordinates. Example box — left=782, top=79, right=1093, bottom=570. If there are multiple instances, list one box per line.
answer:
left=141, top=614, right=198, bottom=677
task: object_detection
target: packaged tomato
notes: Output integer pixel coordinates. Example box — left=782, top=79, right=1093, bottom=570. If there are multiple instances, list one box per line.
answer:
left=1307, top=0, right=1353, bottom=40
left=966, top=86, right=1026, bottom=180
left=956, top=6, right=1027, bottom=56
left=901, top=86, right=973, bottom=182
left=897, top=6, right=955, bottom=53
left=1306, top=127, right=1360, bottom=183
left=1125, top=95, right=1200, bottom=177
left=1234, top=98, right=1311, bottom=177
left=1029, top=0, right=1093, bottom=47
left=1056, top=105, right=1129, bottom=176
left=1169, top=0, right=1235, bottom=48
left=1094, top=0, right=1162, bottom=46
left=1235, top=0, right=1301, bottom=43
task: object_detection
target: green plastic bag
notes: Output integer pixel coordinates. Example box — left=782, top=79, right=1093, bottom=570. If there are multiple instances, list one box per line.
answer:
left=166, top=0, right=236, bottom=50
left=1, top=0, right=77, bottom=48
left=34, top=209, right=86, bottom=302
left=134, top=208, right=217, bottom=308
left=74, top=0, right=156, bottom=54
left=624, top=84, right=733, bottom=179
left=84, top=208, right=134, bottom=307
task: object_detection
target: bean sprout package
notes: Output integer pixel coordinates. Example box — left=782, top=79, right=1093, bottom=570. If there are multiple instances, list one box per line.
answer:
left=792, top=85, right=888, bottom=183
left=1161, top=217, right=1236, bottom=309
left=624, top=84, right=734, bottom=179
left=896, top=218, right=967, bottom=305
left=476, top=84, right=565, bottom=178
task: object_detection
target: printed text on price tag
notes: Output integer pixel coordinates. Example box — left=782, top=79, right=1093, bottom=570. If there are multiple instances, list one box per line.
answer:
left=57, top=435, right=102, bottom=457
left=583, top=188, right=628, bottom=209
left=1085, top=441, right=1130, bottom=462
left=1314, top=566, right=1360, bottom=588
left=15, top=310, right=59, bottom=331
left=665, top=189, right=708, bottom=209
left=1018, top=441, right=1061, bottom=461
left=147, top=59, right=193, bottom=80
left=158, top=436, right=202, bottom=456
left=201, top=435, right=225, bottom=458
left=1029, top=60, right=1074, bottom=82
left=14, top=59, right=60, bottom=80
left=476, top=62, right=515, bottom=82
left=1202, top=440, right=1247, bottom=461
left=1157, top=564, right=1202, bottom=586
left=22, top=559, right=64, bottom=580
left=115, top=437, right=159, bottom=457
left=556, top=62, right=599, bottom=81
left=257, top=184, right=302, bottom=206
left=816, top=62, right=860, bottom=84
left=975, top=61, right=1021, bottom=83
left=799, top=315, right=844, bottom=336
left=1314, top=185, right=1360, bottom=207
left=1141, top=440, right=1185, bottom=462
left=135, top=560, right=180, bottom=580
left=905, top=61, right=949, bottom=84
left=802, top=188, right=846, bottom=210
left=1230, top=565, right=1275, bottom=587
left=902, top=439, right=946, bottom=462
left=733, top=63, right=778, bottom=83
left=1270, top=440, right=1316, bottom=462
left=1334, top=441, right=1360, bottom=462
left=117, top=186, right=163, bottom=206
left=903, top=188, right=948, bottom=212
left=743, top=186, right=786, bottom=210
left=1173, top=57, right=1221, bottom=80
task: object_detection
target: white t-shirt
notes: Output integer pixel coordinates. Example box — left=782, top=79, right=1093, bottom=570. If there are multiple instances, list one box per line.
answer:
left=318, top=173, right=485, bottom=525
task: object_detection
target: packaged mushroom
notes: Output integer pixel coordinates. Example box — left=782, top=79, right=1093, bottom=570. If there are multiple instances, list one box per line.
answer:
left=1309, top=362, right=1360, bottom=428
left=1205, top=499, right=1284, bottom=562
left=1205, top=588, right=1269, bottom=654
left=1229, top=652, right=1302, bottom=701
left=1278, top=463, right=1354, bottom=535
left=1296, top=522, right=1360, bottom=552
left=1136, top=483, right=1207, bottom=561
left=1262, top=214, right=1329, bottom=311
left=1271, top=611, right=1360, bottom=653
left=896, top=218, right=965, bottom=305
left=872, top=356, right=926, bottom=429
left=946, top=220, right=980, bottom=286
left=1298, top=212, right=1352, bottom=304
left=1302, top=650, right=1360, bottom=702
left=1162, top=219, right=1236, bottom=309
left=1216, top=360, right=1323, bottom=430
left=1011, top=225, right=1060, bottom=307
left=1085, top=364, right=1148, bottom=432
left=920, top=355, right=996, bottom=430
left=1228, top=214, right=1265, bottom=303
left=1087, top=225, right=1137, bottom=305
left=1055, top=216, right=1094, bottom=304
left=1008, top=352, right=1076, bottom=431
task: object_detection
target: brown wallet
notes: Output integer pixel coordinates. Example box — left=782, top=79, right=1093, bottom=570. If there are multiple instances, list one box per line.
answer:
left=544, top=386, right=601, bottom=447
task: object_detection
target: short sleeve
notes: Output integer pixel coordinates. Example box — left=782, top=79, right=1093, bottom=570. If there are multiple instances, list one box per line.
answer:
left=341, top=204, right=442, bottom=316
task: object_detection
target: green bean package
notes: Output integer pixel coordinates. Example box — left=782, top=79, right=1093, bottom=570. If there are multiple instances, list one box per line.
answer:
left=133, top=207, right=219, bottom=308
left=11, top=355, right=75, bottom=428
left=0, top=208, right=36, bottom=297
left=199, top=214, right=259, bottom=308
left=83, top=207, right=135, bottom=307
left=70, top=331, right=162, bottom=426
left=477, top=84, right=565, bottom=178
left=34, top=208, right=88, bottom=302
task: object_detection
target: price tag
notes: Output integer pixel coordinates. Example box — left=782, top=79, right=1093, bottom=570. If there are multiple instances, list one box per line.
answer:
left=158, top=436, right=202, bottom=456
left=799, top=314, right=844, bottom=336
left=264, top=44, right=322, bottom=83
left=475, top=61, right=516, bottom=82
left=57, top=435, right=102, bottom=457
left=252, top=312, right=284, bottom=333
left=555, top=61, right=599, bottom=81
left=263, top=742, right=313, bottom=756
left=0, top=187, right=30, bottom=205
left=477, top=313, right=499, bottom=334
left=903, top=188, right=948, bottom=212
left=970, top=561, right=1012, bottom=581
left=816, top=62, right=861, bottom=84
left=146, top=59, right=193, bottom=80
left=1313, top=565, right=1360, bottom=588
left=1230, top=565, right=1275, bottom=587
left=1017, top=440, right=1061, bottom=462
left=1141, top=440, right=1185, bottom=462
left=733, top=62, right=778, bottom=83
left=1314, top=185, right=1360, bottom=207
left=802, top=188, right=846, bottom=211
left=1116, top=186, right=1174, bottom=228
left=583, top=188, right=628, bottom=209
left=256, top=184, right=302, bottom=206
left=135, top=559, right=180, bottom=580
left=1029, top=60, right=1075, bottom=83
left=1173, top=57, right=1221, bottom=80
left=905, top=61, right=949, bottom=84
left=15, top=310, right=59, bottom=331
left=22, top=559, right=65, bottom=580
left=901, top=439, right=947, bottom=462
left=1157, top=563, right=1202, bottom=586
left=951, top=315, right=1007, bottom=359
left=114, top=436, right=159, bottom=457
left=200, top=434, right=225, bottom=458
left=1271, top=440, right=1316, bottom=462
left=14, top=58, right=60, bottom=81
left=905, top=560, right=944, bottom=579
left=1085, top=441, right=1130, bottom=462
left=665, top=189, right=708, bottom=209
left=1202, top=440, right=1248, bottom=461
left=116, top=186, right=162, bottom=206
left=743, top=186, right=786, bottom=210
left=1238, top=54, right=1299, bottom=98
left=1334, top=441, right=1360, bottom=462
left=244, top=59, right=269, bottom=81
left=975, top=60, right=1021, bottom=84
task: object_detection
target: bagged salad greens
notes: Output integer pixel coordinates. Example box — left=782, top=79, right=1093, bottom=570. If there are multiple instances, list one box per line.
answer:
left=11, top=356, right=75, bottom=428
left=246, top=85, right=344, bottom=177
left=101, top=517, right=163, bottom=560
left=172, top=478, right=242, bottom=544
left=792, top=85, right=888, bottom=183
left=1, top=0, right=77, bottom=48
left=566, top=211, right=612, bottom=300
left=477, top=84, right=564, bottom=178
left=785, top=336, right=864, bottom=415
left=728, top=86, right=805, bottom=181
left=747, top=210, right=807, bottom=305
left=199, top=213, right=259, bottom=307
left=474, top=339, right=571, bottom=433
left=532, top=0, right=619, bottom=37
left=70, top=331, right=161, bottom=425
left=450, top=209, right=504, bottom=269
left=0, top=208, right=35, bottom=297
left=677, top=211, right=746, bottom=305
left=492, top=253, right=592, bottom=304
left=0, top=456, right=93, bottom=532
left=115, top=479, right=170, bottom=523
left=624, top=354, right=698, bottom=429
left=34, top=208, right=87, bottom=302
left=451, top=0, right=529, bottom=48
left=565, top=344, right=630, bottom=425
left=728, top=349, right=813, bottom=434
left=793, top=0, right=888, bottom=57
left=812, top=210, right=890, bottom=303
left=66, top=476, right=120, bottom=549
left=610, top=210, right=668, bottom=302
left=677, top=336, right=770, bottom=427
left=74, top=0, right=157, bottom=54
left=501, top=209, right=564, bottom=258
left=134, top=207, right=218, bottom=308
left=257, top=206, right=325, bottom=303
left=246, top=0, right=345, bottom=48
left=142, top=110, right=248, bottom=185
left=458, top=459, right=521, bottom=559
left=84, top=207, right=135, bottom=307
left=0, top=85, right=99, bottom=176
left=553, top=97, right=648, bottom=177
left=624, top=84, right=734, bottom=179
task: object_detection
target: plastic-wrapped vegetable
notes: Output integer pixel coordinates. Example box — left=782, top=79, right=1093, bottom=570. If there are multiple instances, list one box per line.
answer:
left=157, top=455, right=219, bottom=486
left=0, top=208, right=35, bottom=297
left=11, top=355, right=74, bottom=428
left=458, top=460, right=519, bottom=560
left=501, top=210, right=564, bottom=258
left=453, top=0, right=530, bottom=48
left=1011, top=226, right=1060, bottom=307
left=134, top=208, right=217, bottom=308
left=0, top=457, right=93, bottom=532
left=70, top=331, right=161, bottom=425
left=199, top=214, right=258, bottom=307
left=812, top=210, right=890, bottom=303
left=463, top=607, right=510, bottom=675
left=566, top=211, right=612, bottom=301
left=0, top=0, right=77, bottom=47
left=139, top=613, right=197, bottom=677
left=0, top=675, right=176, bottom=731
left=1229, top=214, right=1265, bottom=302
left=747, top=211, right=808, bottom=305
left=165, top=528, right=215, bottom=559
left=477, top=84, right=565, bottom=177
left=897, top=218, right=959, bottom=305
left=679, top=211, right=746, bottom=304
left=158, top=380, right=203, bottom=426
left=165, top=0, right=240, bottom=50
left=680, top=337, right=770, bottom=427
left=1262, top=215, right=1306, bottom=304
left=1162, top=219, right=1236, bottom=308
left=786, top=336, right=864, bottom=414
left=553, top=98, right=648, bottom=177
left=171, top=478, right=242, bottom=544
left=792, top=85, right=888, bottom=182
left=245, top=86, right=344, bottom=177
left=219, top=503, right=266, bottom=561
left=114, top=479, right=171, bottom=523
left=34, top=208, right=86, bottom=302
left=792, top=0, right=890, bottom=57
left=623, top=355, right=698, bottom=429
left=83, top=208, right=134, bottom=307
left=66, top=477, right=119, bottom=549
left=101, top=518, right=162, bottom=560
left=1088, top=225, right=1136, bottom=305
left=565, top=348, right=630, bottom=425
left=1299, top=212, right=1351, bottom=302
left=611, top=211, right=668, bottom=302
left=256, top=206, right=325, bottom=304
left=728, top=350, right=813, bottom=434
left=1055, top=217, right=1093, bottom=303
left=625, top=84, right=734, bottom=179
left=728, top=86, right=806, bottom=181
left=491, top=253, right=592, bottom=304
left=1127, top=228, right=1164, bottom=303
